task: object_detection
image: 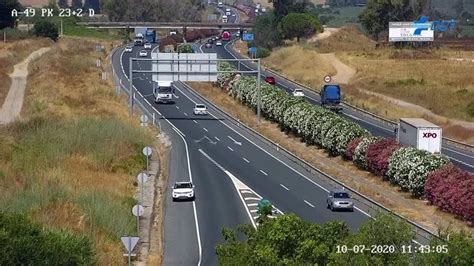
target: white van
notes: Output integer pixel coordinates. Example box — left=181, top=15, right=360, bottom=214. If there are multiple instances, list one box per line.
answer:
left=153, top=81, right=174, bottom=104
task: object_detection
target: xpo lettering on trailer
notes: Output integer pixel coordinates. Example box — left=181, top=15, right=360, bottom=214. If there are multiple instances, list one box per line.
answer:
left=397, top=118, right=442, bottom=154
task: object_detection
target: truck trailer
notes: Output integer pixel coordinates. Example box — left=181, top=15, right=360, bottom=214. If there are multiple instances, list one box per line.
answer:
left=397, top=118, right=442, bottom=154
left=320, top=84, right=342, bottom=112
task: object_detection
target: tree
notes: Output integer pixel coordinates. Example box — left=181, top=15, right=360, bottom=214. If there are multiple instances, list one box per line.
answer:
left=177, top=44, right=193, bottom=53
left=252, top=12, right=282, bottom=49
left=33, top=20, right=59, bottom=41
left=279, top=12, right=323, bottom=42
left=415, top=229, right=474, bottom=266
left=57, top=0, right=68, bottom=8
left=330, top=213, right=415, bottom=265
left=359, top=0, right=415, bottom=41
left=71, top=0, right=83, bottom=9
left=273, top=0, right=312, bottom=22
left=216, top=214, right=349, bottom=264
left=0, top=0, right=21, bottom=29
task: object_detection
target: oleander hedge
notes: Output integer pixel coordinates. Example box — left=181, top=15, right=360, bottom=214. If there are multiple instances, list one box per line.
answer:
left=215, top=63, right=472, bottom=222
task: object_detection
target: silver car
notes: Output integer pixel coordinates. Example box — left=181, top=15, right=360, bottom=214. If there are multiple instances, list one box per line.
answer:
left=327, top=189, right=354, bottom=211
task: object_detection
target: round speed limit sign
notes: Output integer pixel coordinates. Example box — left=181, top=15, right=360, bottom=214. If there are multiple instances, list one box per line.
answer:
left=324, top=75, right=332, bottom=83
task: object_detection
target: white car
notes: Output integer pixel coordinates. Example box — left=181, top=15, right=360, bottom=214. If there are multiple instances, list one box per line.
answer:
left=292, top=89, right=304, bottom=97
left=144, top=42, right=152, bottom=49
left=216, top=41, right=222, bottom=46
left=225, top=8, right=231, bottom=12
left=226, top=11, right=231, bottom=16
left=193, top=104, right=208, bottom=115
left=232, top=13, right=236, bottom=17
left=124, top=46, right=133, bottom=52
left=139, top=50, right=148, bottom=57
left=172, top=182, right=195, bottom=201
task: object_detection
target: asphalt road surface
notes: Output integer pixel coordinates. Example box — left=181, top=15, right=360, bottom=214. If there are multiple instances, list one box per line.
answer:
left=200, top=35, right=474, bottom=173
left=114, top=44, right=372, bottom=265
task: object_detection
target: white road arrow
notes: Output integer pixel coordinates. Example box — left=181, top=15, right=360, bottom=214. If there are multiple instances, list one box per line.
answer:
left=227, top=136, right=242, bottom=146
left=194, top=136, right=217, bottom=145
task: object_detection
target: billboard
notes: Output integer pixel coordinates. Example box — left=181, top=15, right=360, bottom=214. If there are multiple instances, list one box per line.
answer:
left=389, top=22, right=434, bottom=42
left=152, top=53, right=218, bottom=82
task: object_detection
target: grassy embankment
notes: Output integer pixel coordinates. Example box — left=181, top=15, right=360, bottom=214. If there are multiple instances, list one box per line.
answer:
left=261, top=26, right=474, bottom=143
left=0, top=37, right=155, bottom=264
left=0, top=38, right=51, bottom=105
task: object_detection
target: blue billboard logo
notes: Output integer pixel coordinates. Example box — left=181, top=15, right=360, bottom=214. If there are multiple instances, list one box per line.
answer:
left=413, top=16, right=457, bottom=35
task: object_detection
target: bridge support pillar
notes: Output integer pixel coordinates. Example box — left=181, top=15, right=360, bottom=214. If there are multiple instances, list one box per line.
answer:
left=183, top=26, right=187, bottom=42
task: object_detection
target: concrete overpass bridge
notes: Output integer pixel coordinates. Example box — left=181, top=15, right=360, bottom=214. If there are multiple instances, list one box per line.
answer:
left=77, top=21, right=254, bottom=30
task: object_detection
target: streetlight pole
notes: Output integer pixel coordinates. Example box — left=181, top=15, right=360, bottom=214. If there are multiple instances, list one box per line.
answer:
left=257, top=58, right=261, bottom=125
left=129, top=57, right=133, bottom=116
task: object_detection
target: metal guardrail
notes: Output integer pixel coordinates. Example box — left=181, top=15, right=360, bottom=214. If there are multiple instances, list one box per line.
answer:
left=178, top=81, right=439, bottom=245
left=262, top=63, right=474, bottom=154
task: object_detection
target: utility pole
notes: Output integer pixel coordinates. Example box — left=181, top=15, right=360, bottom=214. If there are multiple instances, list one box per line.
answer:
left=3, top=28, right=6, bottom=43
left=129, top=57, right=134, bottom=116
left=257, top=58, right=261, bottom=125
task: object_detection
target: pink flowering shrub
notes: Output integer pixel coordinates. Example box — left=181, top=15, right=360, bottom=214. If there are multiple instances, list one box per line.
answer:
left=365, top=138, right=400, bottom=179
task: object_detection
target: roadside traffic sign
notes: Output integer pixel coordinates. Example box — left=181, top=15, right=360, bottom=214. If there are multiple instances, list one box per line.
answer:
left=121, top=236, right=139, bottom=266
left=121, top=236, right=139, bottom=253
left=136, top=172, right=149, bottom=184
left=140, top=114, right=149, bottom=123
left=142, top=146, right=152, bottom=157
left=132, top=204, right=145, bottom=217
left=324, top=75, right=331, bottom=83
left=243, top=33, right=254, bottom=41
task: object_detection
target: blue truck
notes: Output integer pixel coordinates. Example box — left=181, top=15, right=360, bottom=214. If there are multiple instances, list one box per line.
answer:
left=145, top=29, right=156, bottom=43
left=320, top=84, right=342, bottom=112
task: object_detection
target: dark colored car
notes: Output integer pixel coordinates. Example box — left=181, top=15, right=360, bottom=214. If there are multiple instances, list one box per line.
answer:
left=265, top=76, right=276, bottom=85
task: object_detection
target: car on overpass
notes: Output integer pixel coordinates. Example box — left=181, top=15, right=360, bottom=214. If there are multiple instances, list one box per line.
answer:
left=139, top=50, right=148, bottom=57
left=205, top=42, right=212, bottom=48
left=172, top=182, right=195, bottom=201
left=327, top=189, right=354, bottom=211
left=193, top=104, right=208, bottom=115
left=124, top=46, right=132, bottom=53
left=144, top=42, right=152, bottom=49
left=216, top=40, right=222, bottom=46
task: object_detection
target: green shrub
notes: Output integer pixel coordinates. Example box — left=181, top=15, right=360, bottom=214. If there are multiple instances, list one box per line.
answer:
left=467, top=101, right=474, bottom=117
left=33, top=20, right=59, bottom=42
left=0, top=211, right=95, bottom=265
left=256, top=47, right=271, bottom=58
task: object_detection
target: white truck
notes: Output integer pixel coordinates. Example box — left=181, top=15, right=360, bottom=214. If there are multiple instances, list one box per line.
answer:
left=153, top=81, right=174, bottom=104
left=222, top=15, right=228, bottom=23
left=397, top=118, right=442, bottom=154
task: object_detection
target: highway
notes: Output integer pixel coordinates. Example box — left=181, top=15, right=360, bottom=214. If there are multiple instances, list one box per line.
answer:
left=200, top=30, right=474, bottom=173
left=111, top=8, right=375, bottom=265
left=110, top=4, right=462, bottom=265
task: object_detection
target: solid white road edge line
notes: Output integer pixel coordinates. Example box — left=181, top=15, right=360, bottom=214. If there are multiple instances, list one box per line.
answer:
left=173, top=127, right=202, bottom=266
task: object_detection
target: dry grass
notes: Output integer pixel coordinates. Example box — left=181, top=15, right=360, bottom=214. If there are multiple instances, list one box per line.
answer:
left=189, top=81, right=474, bottom=234
left=262, top=45, right=336, bottom=89
left=0, top=37, right=160, bottom=264
left=340, top=52, right=474, bottom=122
left=260, top=26, right=474, bottom=142
left=0, top=38, right=51, bottom=106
